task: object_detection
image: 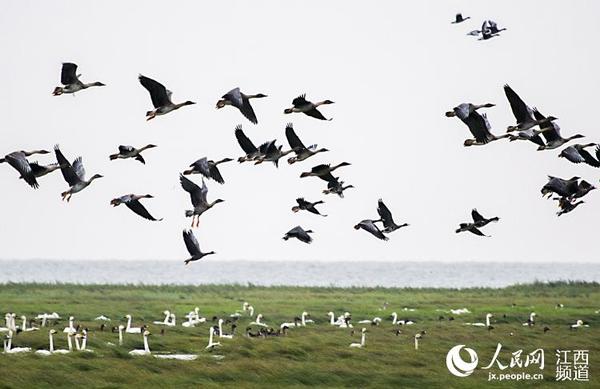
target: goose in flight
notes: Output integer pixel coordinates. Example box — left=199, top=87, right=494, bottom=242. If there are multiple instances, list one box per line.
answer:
left=110, top=145, right=157, bottom=164
left=300, top=162, right=351, bottom=180
left=555, top=197, right=585, bottom=217
left=52, top=62, right=105, bottom=96
left=284, top=94, right=334, bottom=120
left=283, top=226, right=313, bottom=244
left=375, top=199, right=408, bottom=233
left=445, top=103, right=495, bottom=120
left=254, top=140, right=294, bottom=167
left=216, top=88, right=267, bottom=124
left=559, top=144, right=600, bottom=167
left=138, top=75, right=195, bottom=120
left=488, top=20, right=507, bottom=35
left=354, top=220, right=388, bottom=241
left=471, top=209, right=499, bottom=228
left=285, top=123, right=329, bottom=164
left=235, top=125, right=263, bottom=163
left=292, top=198, right=327, bottom=217
left=182, top=229, right=215, bottom=265
left=0, top=149, right=50, bottom=188
left=451, top=13, right=470, bottom=24
left=323, top=177, right=354, bottom=198
left=111, top=194, right=163, bottom=221
left=460, top=110, right=510, bottom=146
left=455, top=223, right=489, bottom=237
left=535, top=110, right=584, bottom=150
left=183, top=157, right=233, bottom=184
left=541, top=176, right=583, bottom=199
left=504, top=85, right=557, bottom=133
left=27, top=162, right=63, bottom=180
left=180, top=175, right=224, bottom=227
left=54, top=145, right=103, bottom=201
left=479, top=21, right=499, bottom=40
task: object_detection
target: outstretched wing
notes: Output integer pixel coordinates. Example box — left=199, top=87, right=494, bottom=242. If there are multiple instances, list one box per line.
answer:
left=209, top=165, right=225, bottom=184
left=126, top=199, right=161, bottom=221
left=72, top=157, right=86, bottom=181
left=285, top=123, right=307, bottom=152
left=139, top=75, right=171, bottom=108
left=292, top=94, right=308, bottom=107
left=377, top=199, right=394, bottom=225
left=359, top=220, right=388, bottom=241
left=179, top=174, right=204, bottom=206
left=304, top=108, right=328, bottom=121
left=183, top=230, right=201, bottom=256
left=61, top=63, right=79, bottom=85
left=54, top=145, right=80, bottom=186
left=235, top=125, right=258, bottom=154
left=5, top=152, right=38, bottom=188
left=504, top=84, right=533, bottom=124
left=471, top=209, right=485, bottom=223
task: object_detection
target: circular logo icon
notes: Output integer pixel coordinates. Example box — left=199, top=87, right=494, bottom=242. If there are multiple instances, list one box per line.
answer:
left=446, top=345, right=479, bottom=377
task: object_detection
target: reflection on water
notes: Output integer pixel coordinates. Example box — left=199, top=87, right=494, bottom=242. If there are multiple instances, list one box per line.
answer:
left=0, top=260, right=598, bottom=288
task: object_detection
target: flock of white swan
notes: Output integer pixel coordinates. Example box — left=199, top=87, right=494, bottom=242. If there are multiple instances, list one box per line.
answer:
left=1, top=301, right=593, bottom=359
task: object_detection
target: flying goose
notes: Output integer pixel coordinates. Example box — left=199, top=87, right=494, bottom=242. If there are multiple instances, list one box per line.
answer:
left=292, top=198, right=327, bottom=217
left=183, top=157, right=233, bottom=184
left=504, top=85, right=557, bottom=132
left=535, top=110, right=584, bottom=150
left=541, top=176, right=581, bottom=198
left=111, top=194, right=163, bottom=221
left=285, top=123, right=329, bottom=164
left=555, top=197, right=585, bottom=217
left=179, top=175, right=224, bottom=227
left=354, top=220, right=388, bottom=241
left=460, top=110, right=510, bottom=146
left=445, top=103, right=495, bottom=120
left=54, top=145, right=103, bottom=201
left=471, top=209, right=499, bottom=228
left=558, top=144, right=600, bottom=167
left=109, top=145, right=157, bottom=164
left=323, top=177, right=355, bottom=198
left=284, top=94, right=334, bottom=120
left=283, top=226, right=313, bottom=244
left=138, top=75, right=195, bottom=120
left=487, top=20, right=507, bottom=34
left=52, top=62, right=105, bottom=96
left=479, top=21, right=499, bottom=40
left=27, top=162, right=63, bottom=179
left=300, top=162, right=351, bottom=181
left=0, top=149, right=50, bottom=188
left=451, top=13, right=470, bottom=24
left=455, top=223, right=489, bottom=237
left=254, top=140, right=294, bottom=167
left=216, top=88, right=267, bottom=124
left=375, top=199, right=408, bottom=233
left=235, top=125, right=263, bottom=163
left=182, top=229, right=215, bottom=265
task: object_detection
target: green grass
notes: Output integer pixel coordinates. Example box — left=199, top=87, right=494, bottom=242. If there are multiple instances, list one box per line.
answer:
left=0, top=282, right=598, bottom=388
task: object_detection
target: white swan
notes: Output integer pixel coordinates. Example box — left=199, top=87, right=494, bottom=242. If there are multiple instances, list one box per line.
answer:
left=3, top=331, right=31, bottom=353
left=183, top=307, right=206, bottom=326
left=35, top=330, right=57, bottom=356
left=51, top=331, right=73, bottom=354
left=153, top=310, right=171, bottom=326
left=182, top=315, right=196, bottom=328
left=337, top=312, right=353, bottom=328
left=391, top=312, right=414, bottom=326
left=570, top=320, right=589, bottom=329
left=155, top=353, right=198, bottom=361
left=117, top=324, right=124, bottom=346
left=218, top=319, right=234, bottom=339
left=63, top=316, right=75, bottom=333
left=247, top=306, right=255, bottom=317
left=301, top=311, right=314, bottom=325
left=465, top=313, right=493, bottom=327
left=0, top=313, right=11, bottom=333
left=450, top=308, right=471, bottom=315
left=20, top=315, right=39, bottom=332
left=414, top=333, right=423, bottom=350
left=129, top=330, right=151, bottom=356
left=358, top=317, right=382, bottom=325
left=327, top=312, right=337, bottom=326
left=125, top=314, right=143, bottom=333
left=75, top=330, right=93, bottom=352
left=523, top=312, right=536, bottom=326
left=349, top=328, right=367, bottom=348
left=205, top=327, right=221, bottom=349
left=249, top=314, right=268, bottom=328
left=94, top=315, right=111, bottom=321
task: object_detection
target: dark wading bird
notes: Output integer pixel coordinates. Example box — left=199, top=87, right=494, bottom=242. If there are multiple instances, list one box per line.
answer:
left=283, top=226, right=313, bottom=244
left=284, top=94, right=334, bottom=121
left=322, top=177, right=354, bottom=198
left=216, top=88, right=267, bottom=124
left=375, top=199, right=409, bottom=233
left=504, top=85, right=557, bottom=133
left=451, top=13, right=470, bottom=24
left=52, top=63, right=105, bottom=96
left=54, top=145, right=103, bottom=202
left=354, top=220, right=388, bottom=241
left=534, top=110, right=584, bottom=151
left=138, top=75, right=195, bottom=120
left=0, top=149, right=50, bottom=188
left=179, top=175, right=224, bottom=227
left=285, top=123, right=329, bottom=164
left=109, top=145, right=157, bottom=164
left=292, top=198, right=327, bottom=217
left=182, top=230, right=215, bottom=265
left=558, top=144, right=600, bottom=167
left=183, top=157, right=233, bottom=184
left=111, top=194, right=163, bottom=221
left=300, top=163, right=351, bottom=180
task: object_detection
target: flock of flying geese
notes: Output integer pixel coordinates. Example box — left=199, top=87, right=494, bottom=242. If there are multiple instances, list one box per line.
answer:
left=2, top=299, right=591, bottom=357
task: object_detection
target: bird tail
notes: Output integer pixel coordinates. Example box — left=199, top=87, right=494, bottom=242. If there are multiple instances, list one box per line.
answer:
left=185, top=210, right=194, bottom=217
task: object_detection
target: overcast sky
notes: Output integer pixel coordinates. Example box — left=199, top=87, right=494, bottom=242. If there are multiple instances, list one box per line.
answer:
left=1, top=1, right=599, bottom=263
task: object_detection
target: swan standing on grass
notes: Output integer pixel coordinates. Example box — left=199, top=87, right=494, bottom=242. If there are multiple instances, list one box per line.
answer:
left=129, top=330, right=151, bottom=356
left=523, top=312, right=536, bottom=326
left=63, top=316, right=76, bottom=333
left=249, top=314, right=268, bottom=328
left=349, top=328, right=367, bottom=348
left=465, top=313, right=493, bottom=327
left=125, top=314, right=144, bottom=333
left=205, top=327, right=221, bottom=350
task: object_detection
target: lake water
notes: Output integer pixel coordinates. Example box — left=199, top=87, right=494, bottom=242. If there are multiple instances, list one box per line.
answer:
left=0, top=260, right=598, bottom=288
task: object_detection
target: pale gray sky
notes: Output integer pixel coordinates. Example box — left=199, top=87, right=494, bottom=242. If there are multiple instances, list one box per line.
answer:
left=1, top=1, right=599, bottom=262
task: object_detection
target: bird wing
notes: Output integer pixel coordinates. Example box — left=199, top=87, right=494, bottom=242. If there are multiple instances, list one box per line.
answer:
left=304, top=108, right=328, bottom=120
left=118, top=145, right=134, bottom=154
left=192, top=157, right=211, bottom=177
left=5, top=152, right=37, bottom=188
left=179, top=174, right=204, bottom=206
left=28, top=162, right=47, bottom=177
left=285, top=123, right=307, bottom=152
left=465, top=111, right=492, bottom=143
left=209, top=164, right=225, bottom=184
left=504, top=85, right=533, bottom=124
left=239, top=95, right=259, bottom=124
left=183, top=230, right=202, bottom=257
left=534, top=110, right=561, bottom=142
left=469, top=226, right=487, bottom=237
left=235, top=126, right=258, bottom=154
left=72, top=157, right=86, bottom=181
left=359, top=220, right=388, bottom=241
left=223, top=88, right=243, bottom=107
left=296, top=198, right=309, bottom=207
left=578, top=148, right=600, bottom=167
left=471, top=209, right=485, bottom=223
left=125, top=199, right=160, bottom=221
left=292, top=94, right=308, bottom=107
left=138, top=75, right=171, bottom=108
left=377, top=199, right=394, bottom=226
left=54, top=146, right=81, bottom=186
left=561, top=146, right=585, bottom=164
left=61, top=63, right=79, bottom=85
